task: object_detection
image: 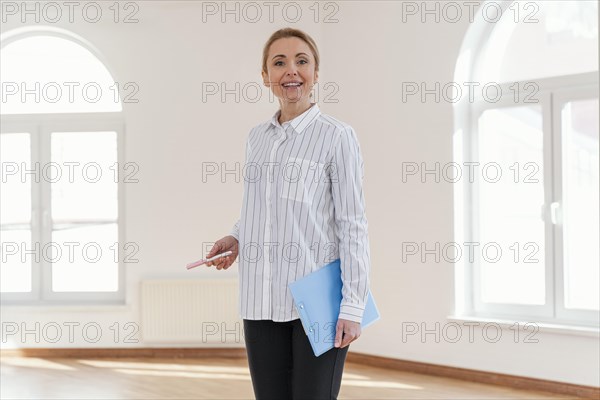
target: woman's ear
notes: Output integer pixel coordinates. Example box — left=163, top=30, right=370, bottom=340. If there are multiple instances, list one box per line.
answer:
left=262, top=70, right=270, bottom=87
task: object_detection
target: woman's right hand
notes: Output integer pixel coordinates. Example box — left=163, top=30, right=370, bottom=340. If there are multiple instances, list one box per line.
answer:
left=205, top=235, right=239, bottom=270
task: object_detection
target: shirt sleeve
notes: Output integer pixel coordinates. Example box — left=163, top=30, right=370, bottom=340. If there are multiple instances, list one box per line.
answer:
left=229, top=219, right=240, bottom=241
left=330, top=125, right=371, bottom=324
left=230, top=130, right=253, bottom=243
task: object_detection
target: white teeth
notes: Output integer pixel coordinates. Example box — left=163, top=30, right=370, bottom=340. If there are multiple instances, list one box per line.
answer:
left=283, top=83, right=302, bottom=87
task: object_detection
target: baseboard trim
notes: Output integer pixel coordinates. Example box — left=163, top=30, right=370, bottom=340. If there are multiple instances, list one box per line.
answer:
left=347, top=352, right=599, bottom=399
left=0, top=347, right=247, bottom=359
left=2, top=348, right=597, bottom=398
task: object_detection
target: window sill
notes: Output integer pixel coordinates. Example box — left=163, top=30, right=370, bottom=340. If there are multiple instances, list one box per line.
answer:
left=0, top=304, right=133, bottom=313
left=447, top=315, right=599, bottom=338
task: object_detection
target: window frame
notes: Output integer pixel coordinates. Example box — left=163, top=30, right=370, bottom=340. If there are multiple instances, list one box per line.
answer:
left=454, top=0, right=599, bottom=328
left=1, top=113, right=127, bottom=306
left=459, top=66, right=599, bottom=326
left=552, top=85, right=600, bottom=325
left=470, top=91, right=552, bottom=322
left=1, top=27, right=127, bottom=305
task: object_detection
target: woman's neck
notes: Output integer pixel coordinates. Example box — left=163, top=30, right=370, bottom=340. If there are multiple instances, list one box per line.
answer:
left=278, top=100, right=314, bottom=124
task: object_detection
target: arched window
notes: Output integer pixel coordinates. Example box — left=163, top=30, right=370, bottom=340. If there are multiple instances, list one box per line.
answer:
left=1, top=27, right=126, bottom=304
left=453, top=1, right=598, bottom=327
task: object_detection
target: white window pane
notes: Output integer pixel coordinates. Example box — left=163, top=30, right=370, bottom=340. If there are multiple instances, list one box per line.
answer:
left=475, top=0, right=598, bottom=83
left=0, top=133, right=31, bottom=225
left=0, top=36, right=122, bottom=115
left=0, top=230, right=32, bottom=292
left=51, top=223, right=118, bottom=292
left=51, top=132, right=118, bottom=222
left=1, top=133, right=32, bottom=293
left=478, top=106, right=545, bottom=305
left=562, top=98, right=599, bottom=311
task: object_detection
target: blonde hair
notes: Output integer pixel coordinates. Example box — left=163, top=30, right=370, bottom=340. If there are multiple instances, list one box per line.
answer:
left=261, top=28, right=320, bottom=75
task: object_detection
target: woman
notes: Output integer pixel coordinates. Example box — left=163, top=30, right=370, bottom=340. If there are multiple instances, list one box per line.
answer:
left=205, top=27, right=371, bottom=400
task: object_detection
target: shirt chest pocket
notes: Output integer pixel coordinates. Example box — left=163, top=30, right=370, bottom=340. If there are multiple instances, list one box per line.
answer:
left=280, top=157, right=325, bottom=206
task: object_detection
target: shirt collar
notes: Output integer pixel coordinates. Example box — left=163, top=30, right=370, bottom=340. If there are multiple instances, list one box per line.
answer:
left=270, top=102, right=321, bottom=135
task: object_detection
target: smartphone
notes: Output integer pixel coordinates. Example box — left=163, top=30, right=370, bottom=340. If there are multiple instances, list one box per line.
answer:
left=186, top=250, right=233, bottom=270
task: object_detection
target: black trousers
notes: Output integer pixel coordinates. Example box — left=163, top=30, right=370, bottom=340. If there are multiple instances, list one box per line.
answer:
left=243, top=318, right=350, bottom=400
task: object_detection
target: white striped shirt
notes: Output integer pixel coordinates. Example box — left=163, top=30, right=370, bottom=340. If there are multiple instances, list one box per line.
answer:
left=230, top=102, right=371, bottom=323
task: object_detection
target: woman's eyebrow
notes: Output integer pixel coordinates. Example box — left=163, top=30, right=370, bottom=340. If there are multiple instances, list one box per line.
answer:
left=272, top=52, right=309, bottom=60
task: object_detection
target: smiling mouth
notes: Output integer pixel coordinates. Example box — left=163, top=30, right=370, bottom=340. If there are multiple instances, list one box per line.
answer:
left=282, top=82, right=303, bottom=88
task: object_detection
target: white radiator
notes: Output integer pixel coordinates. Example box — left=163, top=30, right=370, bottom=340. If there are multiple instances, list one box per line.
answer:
left=140, top=279, right=241, bottom=345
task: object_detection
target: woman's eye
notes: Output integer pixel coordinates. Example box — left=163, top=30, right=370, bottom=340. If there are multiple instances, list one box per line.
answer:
left=274, top=59, right=307, bottom=66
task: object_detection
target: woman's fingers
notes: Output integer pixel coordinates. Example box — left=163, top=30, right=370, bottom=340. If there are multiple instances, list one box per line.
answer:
left=204, top=238, right=238, bottom=269
left=213, top=256, right=225, bottom=270
left=219, top=256, right=235, bottom=270
left=217, top=258, right=228, bottom=270
left=206, top=241, right=226, bottom=266
left=207, top=244, right=219, bottom=258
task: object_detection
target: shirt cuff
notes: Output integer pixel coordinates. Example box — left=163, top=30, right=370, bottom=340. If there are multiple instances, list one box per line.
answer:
left=229, top=220, right=240, bottom=242
left=339, top=303, right=365, bottom=324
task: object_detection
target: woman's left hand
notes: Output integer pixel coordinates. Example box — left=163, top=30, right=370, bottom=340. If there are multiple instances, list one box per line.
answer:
left=334, top=319, right=361, bottom=348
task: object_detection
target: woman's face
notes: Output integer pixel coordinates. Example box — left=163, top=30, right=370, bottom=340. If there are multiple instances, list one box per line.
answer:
left=262, top=37, right=319, bottom=105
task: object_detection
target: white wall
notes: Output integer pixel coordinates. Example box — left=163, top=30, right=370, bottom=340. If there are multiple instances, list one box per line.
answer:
left=1, top=1, right=598, bottom=388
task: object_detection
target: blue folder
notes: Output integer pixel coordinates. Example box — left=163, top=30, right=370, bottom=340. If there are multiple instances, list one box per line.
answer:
left=288, top=258, right=381, bottom=357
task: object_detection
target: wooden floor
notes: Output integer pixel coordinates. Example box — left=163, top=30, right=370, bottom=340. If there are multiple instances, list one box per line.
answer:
left=0, top=355, right=580, bottom=399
